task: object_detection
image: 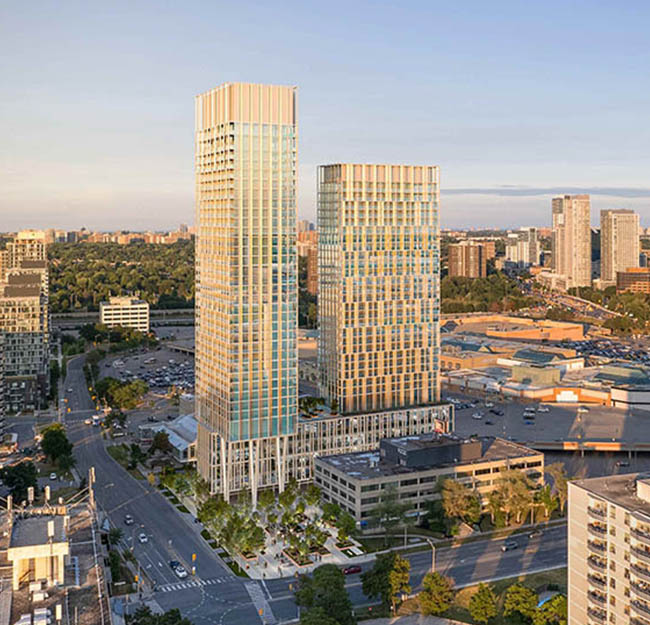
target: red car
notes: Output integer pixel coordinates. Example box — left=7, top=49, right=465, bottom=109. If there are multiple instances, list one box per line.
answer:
left=343, top=566, right=362, bottom=575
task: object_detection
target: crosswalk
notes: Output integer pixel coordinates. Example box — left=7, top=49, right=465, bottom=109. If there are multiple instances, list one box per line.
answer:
left=245, top=581, right=277, bottom=625
left=156, top=576, right=232, bottom=593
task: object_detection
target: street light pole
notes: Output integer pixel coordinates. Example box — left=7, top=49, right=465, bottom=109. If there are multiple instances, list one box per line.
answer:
left=426, top=539, right=435, bottom=573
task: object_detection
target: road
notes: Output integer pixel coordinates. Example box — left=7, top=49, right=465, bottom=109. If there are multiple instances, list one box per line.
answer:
left=63, top=356, right=261, bottom=625
left=62, top=356, right=567, bottom=624
left=265, top=525, right=567, bottom=618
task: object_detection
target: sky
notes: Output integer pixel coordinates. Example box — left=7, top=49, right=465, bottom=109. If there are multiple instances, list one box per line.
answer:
left=2, top=0, right=650, bottom=231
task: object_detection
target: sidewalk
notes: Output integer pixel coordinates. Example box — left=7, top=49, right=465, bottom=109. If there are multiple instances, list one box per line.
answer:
left=360, top=617, right=466, bottom=625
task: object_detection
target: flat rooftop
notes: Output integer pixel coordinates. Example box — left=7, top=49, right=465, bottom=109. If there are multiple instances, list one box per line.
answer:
left=10, top=515, right=66, bottom=549
left=317, top=435, right=541, bottom=481
left=572, top=473, right=650, bottom=519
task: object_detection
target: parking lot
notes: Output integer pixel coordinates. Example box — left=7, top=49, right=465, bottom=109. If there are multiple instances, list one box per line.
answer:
left=99, top=345, right=194, bottom=392
left=445, top=390, right=650, bottom=477
left=565, top=337, right=650, bottom=365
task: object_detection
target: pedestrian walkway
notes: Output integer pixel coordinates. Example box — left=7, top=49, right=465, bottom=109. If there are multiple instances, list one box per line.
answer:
left=245, top=581, right=277, bottom=625
left=156, top=576, right=232, bottom=593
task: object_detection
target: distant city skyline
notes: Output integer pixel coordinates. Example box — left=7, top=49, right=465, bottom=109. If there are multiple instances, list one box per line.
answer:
left=3, top=1, right=650, bottom=230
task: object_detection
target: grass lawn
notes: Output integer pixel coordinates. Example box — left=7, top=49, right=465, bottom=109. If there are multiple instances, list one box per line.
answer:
left=397, top=567, right=567, bottom=625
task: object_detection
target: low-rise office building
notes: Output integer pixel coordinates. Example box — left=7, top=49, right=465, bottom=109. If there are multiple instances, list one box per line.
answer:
left=568, top=472, right=650, bottom=625
left=99, top=296, right=150, bottom=332
left=314, top=434, right=543, bottom=522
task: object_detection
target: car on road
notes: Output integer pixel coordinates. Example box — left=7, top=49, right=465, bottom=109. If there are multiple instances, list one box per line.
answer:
left=84, top=418, right=92, bottom=425
left=343, top=565, right=362, bottom=575
left=49, top=472, right=57, bottom=480
left=577, top=406, right=589, bottom=413
left=472, top=412, right=483, bottom=420
left=67, top=388, right=73, bottom=393
left=124, top=514, right=134, bottom=526
left=489, top=408, right=504, bottom=416
left=501, top=540, right=518, bottom=552
left=169, top=561, right=188, bottom=578
left=485, top=420, right=494, bottom=425
left=529, top=530, right=543, bottom=539
left=485, top=402, right=494, bottom=408
left=616, top=460, right=630, bottom=468
left=537, top=406, right=550, bottom=413
left=138, top=532, right=148, bottom=544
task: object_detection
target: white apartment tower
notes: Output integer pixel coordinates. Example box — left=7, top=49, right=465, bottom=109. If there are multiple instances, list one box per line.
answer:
left=552, top=195, right=592, bottom=289
left=569, top=473, right=650, bottom=625
left=600, top=209, right=640, bottom=284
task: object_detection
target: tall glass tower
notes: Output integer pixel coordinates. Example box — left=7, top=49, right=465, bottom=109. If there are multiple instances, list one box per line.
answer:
left=194, top=83, right=298, bottom=500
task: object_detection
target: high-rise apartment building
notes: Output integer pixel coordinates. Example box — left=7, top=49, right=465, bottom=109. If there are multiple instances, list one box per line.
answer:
left=193, top=84, right=453, bottom=502
left=600, top=209, right=640, bottom=284
left=448, top=240, right=487, bottom=278
left=194, top=82, right=298, bottom=500
left=318, top=163, right=440, bottom=414
left=568, top=473, right=650, bottom=625
left=0, top=232, right=49, bottom=413
left=505, top=227, right=539, bottom=266
left=551, top=195, right=592, bottom=289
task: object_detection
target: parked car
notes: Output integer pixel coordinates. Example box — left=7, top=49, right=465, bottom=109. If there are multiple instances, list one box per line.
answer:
left=124, top=514, right=134, bottom=526
left=537, top=406, right=550, bottom=413
left=501, top=540, right=518, bottom=552
left=343, top=565, right=362, bottom=575
left=485, top=420, right=494, bottom=425
left=472, top=412, right=483, bottom=420
left=616, top=460, right=630, bottom=468
left=49, top=472, right=57, bottom=480
left=138, top=532, right=148, bottom=544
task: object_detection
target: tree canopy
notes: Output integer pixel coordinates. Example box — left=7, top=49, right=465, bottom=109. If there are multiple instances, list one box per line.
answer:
left=419, top=572, right=454, bottom=616
left=48, top=241, right=194, bottom=313
left=295, top=564, right=355, bottom=625
left=469, top=583, right=497, bottom=624
left=129, top=606, right=193, bottom=625
left=0, top=462, right=38, bottom=502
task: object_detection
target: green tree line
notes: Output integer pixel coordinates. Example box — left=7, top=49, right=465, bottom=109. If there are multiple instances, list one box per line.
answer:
left=48, top=241, right=194, bottom=313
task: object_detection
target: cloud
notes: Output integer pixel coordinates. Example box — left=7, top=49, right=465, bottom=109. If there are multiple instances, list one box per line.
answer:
left=444, top=186, right=650, bottom=198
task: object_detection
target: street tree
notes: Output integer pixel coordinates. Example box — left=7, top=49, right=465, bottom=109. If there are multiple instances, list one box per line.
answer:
left=536, top=485, right=559, bottom=520
left=370, top=484, right=408, bottom=541
left=336, top=511, right=356, bottom=544
left=503, top=583, right=539, bottom=622
left=441, top=478, right=481, bottom=525
left=419, top=572, right=454, bottom=616
left=130, top=606, right=193, bottom=625
left=108, top=527, right=124, bottom=545
left=546, top=463, right=569, bottom=515
left=304, top=483, right=321, bottom=507
left=469, top=583, right=497, bottom=624
left=388, top=554, right=411, bottom=613
left=299, top=607, right=339, bottom=625
left=41, top=423, right=73, bottom=464
left=362, top=552, right=411, bottom=609
left=0, top=462, right=38, bottom=502
left=533, top=594, right=567, bottom=625
left=294, top=564, right=355, bottom=625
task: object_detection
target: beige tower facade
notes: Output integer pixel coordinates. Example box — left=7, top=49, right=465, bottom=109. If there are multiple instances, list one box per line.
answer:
left=318, top=163, right=440, bottom=414
left=601, top=209, right=640, bottom=284
left=551, top=195, right=592, bottom=289
left=194, top=83, right=298, bottom=501
left=569, top=473, right=650, bottom=625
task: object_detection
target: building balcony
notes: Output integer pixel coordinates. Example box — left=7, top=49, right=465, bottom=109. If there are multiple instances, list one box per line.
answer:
left=588, top=591, right=607, bottom=606
left=633, top=528, right=650, bottom=547
left=633, top=565, right=650, bottom=583
left=633, top=583, right=650, bottom=602
left=587, top=574, right=607, bottom=589
left=588, top=557, right=607, bottom=571
left=587, top=607, right=606, bottom=623
left=588, top=523, right=608, bottom=537
left=631, top=616, right=650, bottom=625
left=587, top=540, right=606, bottom=554
left=588, top=506, right=607, bottom=519
left=633, top=547, right=650, bottom=564
left=633, top=601, right=650, bottom=619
